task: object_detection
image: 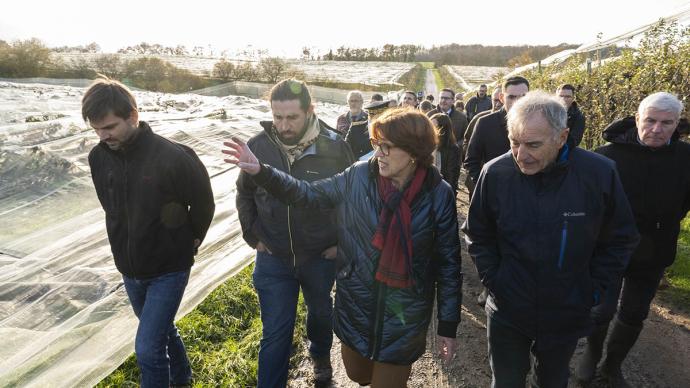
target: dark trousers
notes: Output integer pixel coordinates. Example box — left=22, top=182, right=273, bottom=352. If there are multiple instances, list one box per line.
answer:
left=591, top=264, right=665, bottom=327
left=487, top=314, right=577, bottom=388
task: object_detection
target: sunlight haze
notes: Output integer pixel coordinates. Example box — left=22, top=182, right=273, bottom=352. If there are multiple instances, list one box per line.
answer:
left=1, top=0, right=688, bottom=57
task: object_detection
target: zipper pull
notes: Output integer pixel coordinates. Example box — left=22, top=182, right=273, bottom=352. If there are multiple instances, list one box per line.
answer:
left=558, top=220, right=568, bottom=270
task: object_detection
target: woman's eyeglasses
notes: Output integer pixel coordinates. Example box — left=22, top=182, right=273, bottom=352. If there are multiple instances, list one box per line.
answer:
left=370, top=139, right=396, bottom=156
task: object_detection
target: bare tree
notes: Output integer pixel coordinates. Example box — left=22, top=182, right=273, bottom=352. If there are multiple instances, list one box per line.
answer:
left=212, top=59, right=235, bottom=81
left=94, top=54, right=121, bottom=78
left=258, top=57, right=287, bottom=83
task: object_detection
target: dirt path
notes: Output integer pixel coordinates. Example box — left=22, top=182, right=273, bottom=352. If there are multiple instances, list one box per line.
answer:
left=424, top=69, right=439, bottom=99
left=289, top=172, right=690, bottom=387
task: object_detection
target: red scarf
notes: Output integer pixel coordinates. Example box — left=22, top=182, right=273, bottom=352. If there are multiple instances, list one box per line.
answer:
left=372, top=167, right=427, bottom=288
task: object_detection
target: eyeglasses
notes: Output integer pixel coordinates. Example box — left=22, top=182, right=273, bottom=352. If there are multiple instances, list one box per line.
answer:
left=439, top=96, right=453, bottom=100
left=370, top=138, right=396, bottom=156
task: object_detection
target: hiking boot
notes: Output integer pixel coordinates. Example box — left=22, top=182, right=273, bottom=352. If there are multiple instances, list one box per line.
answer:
left=477, top=287, right=488, bottom=307
left=575, top=322, right=609, bottom=384
left=600, top=318, right=642, bottom=388
left=313, top=356, right=333, bottom=384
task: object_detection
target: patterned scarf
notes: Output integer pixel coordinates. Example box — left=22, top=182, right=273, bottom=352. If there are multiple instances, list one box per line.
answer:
left=371, top=167, right=427, bottom=288
left=274, top=114, right=321, bottom=164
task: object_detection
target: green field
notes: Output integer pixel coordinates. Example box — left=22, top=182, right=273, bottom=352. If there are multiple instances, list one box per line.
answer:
left=97, top=263, right=307, bottom=387
left=660, top=217, right=690, bottom=311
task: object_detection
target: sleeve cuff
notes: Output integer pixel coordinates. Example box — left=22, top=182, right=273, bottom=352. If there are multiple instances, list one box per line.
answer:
left=437, top=320, right=459, bottom=338
left=251, top=163, right=271, bottom=185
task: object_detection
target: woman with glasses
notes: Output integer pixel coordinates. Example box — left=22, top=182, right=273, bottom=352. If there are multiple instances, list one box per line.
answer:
left=430, top=113, right=461, bottom=195
left=223, top=108, right=462, bottom=387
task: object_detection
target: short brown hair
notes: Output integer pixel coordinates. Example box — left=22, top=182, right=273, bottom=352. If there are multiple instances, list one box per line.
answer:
left=370, top=108, right=438, bottom=168
left=81, top=77, right=137, bottom=122
left=556, top=83, right=576, bottom=94
left=269, top=78, right=312, bottom=112
left=420, top=100, right=434, bottom=111
left=503, top=76, right=530, bottom=91
left=440, top=88, right=455, bottom=97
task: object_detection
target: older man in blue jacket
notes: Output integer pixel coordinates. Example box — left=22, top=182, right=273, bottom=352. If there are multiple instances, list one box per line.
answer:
left=462, top=91, right=639, bottom=388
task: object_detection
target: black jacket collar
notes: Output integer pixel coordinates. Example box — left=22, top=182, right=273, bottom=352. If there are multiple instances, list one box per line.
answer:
left=602, top=116, right=682, bottom=149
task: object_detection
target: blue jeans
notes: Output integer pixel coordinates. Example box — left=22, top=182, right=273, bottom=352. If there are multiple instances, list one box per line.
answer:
left=253, top=251, right=335, bottom=388
left=591, top=264, right=665, bottom=327
left=487, top=314, right=578, bottom=388
left=123, top=270, right=192, bottom=388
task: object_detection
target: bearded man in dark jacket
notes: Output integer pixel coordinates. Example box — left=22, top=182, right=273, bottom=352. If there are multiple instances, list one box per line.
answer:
left=235, top=79, right=353, bottom=387
left=465, top=84, right=492, bottom=122
left=575, top=92, right=690, bottom=388
left=462, top=91, right=639, bottom=388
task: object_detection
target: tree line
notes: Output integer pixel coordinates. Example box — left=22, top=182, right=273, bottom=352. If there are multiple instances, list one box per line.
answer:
left=0, top=38, right=306, bottom=93
left=319, top=43, right=578, bottom=67
left=44, top=40, right=580, bottom=67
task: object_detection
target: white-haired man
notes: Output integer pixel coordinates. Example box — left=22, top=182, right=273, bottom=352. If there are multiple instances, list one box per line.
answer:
left=336, top=90, right=367, bottom=135
left=576, top=92, right=690, bottom=387
left=462, top=91, right=639, bottom=388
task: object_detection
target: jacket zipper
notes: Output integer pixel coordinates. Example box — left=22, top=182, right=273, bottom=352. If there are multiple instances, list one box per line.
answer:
left=266, top=133, right=298, bottom=267
left=124, top=157, right=134, bottom=276
left=284, top=153, right=297, bottom=268
left=558, top=219, right=568, bottom=270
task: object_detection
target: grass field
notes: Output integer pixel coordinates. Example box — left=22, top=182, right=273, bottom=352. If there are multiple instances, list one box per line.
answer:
left=660, top=217, right=690, bottom=311
left=97, top=263, right=308, bottom=387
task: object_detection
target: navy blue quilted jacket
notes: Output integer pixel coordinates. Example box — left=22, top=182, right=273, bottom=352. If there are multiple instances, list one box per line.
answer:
left=252, top=159, right=463, bottom=364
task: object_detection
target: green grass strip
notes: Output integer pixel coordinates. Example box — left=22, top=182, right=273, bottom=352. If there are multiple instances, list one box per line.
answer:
left=431, top=69, right=444, bottom=90
left=660, top=217, right=690, bottom=309
left=97, top=262, right=307, bottom=387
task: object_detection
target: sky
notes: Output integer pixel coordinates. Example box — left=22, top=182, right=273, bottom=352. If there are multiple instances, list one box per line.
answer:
left=1, top=0, right=688, bottom=58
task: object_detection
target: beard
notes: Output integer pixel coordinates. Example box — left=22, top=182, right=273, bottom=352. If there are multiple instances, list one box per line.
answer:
left=277, top=128, right=306, bottom=145
left=276, top=118, right=310, bottom=145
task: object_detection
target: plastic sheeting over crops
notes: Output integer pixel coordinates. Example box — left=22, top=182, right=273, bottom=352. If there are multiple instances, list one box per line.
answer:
left=445, top=66, right=508, bottom=91
left=52, top=53, right=414, bottom=86
left=0, top=81, right=344, bottom=387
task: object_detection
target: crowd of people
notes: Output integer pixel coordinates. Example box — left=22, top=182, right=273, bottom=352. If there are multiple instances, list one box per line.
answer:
left=82, top=75, right=689, bottom=388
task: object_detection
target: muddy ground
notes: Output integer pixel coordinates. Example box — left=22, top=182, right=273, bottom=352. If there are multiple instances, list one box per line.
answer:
left=289, top=176, right=690, bottom=388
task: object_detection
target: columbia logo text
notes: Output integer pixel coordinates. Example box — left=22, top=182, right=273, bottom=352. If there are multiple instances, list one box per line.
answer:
left=563, top=212, right=586, bottom=217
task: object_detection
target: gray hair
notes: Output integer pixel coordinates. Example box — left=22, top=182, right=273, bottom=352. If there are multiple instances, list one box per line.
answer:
left=346, top=90, right=363, bottom=102
left=507, top=91, right=567, bottom=139
left=492, top=86, right=502, bottom=97
left=638, top=92, right=683, bottom=117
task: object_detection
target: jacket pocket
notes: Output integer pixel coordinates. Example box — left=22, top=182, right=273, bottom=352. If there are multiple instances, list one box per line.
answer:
left=336, top=249, right=355, bottom=280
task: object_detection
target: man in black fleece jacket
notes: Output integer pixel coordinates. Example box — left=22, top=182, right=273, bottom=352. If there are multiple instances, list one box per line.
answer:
left=84, top=78, right=215, bottom=388
left=576, top=92, right=690, bottom=388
